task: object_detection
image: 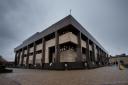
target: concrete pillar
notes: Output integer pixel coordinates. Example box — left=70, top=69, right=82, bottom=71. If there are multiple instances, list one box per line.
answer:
left=97, top=47, right=100, bottom=62
left=33, top=42, right=36, bottom=65
left=92, top=42, right=95, bottom=62
left=77, top=32, right=82, bottom=62
left=41, top=38, right=45, bottom=67
left=100, top=49, right=103, bottom=64
left=86, top=38, right=90, bottom=67
left=106, top=54, right=109, bottom=64
left=102, top=51, right=104, bottom=64
left=102, top=51, right=105, bottom=64
left=86, top=38, right=90, bottom=61
left=99, top=49, right=101, bottom=63
left=21, top=48, right=24, bottom=66
left=55, top=31, right=60, bottom=62
left=26, top=46, right=29, bottom=68
left=17, top=51, right=21, bottom=65
left=14, top=51, right=18, bottom=66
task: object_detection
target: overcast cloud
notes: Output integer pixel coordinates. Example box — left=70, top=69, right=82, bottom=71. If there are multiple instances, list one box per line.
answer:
left=0, top=0, right=128, bottom=61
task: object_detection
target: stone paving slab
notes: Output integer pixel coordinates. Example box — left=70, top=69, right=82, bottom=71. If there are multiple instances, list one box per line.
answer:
left=0, top=66, right=128, bottom=85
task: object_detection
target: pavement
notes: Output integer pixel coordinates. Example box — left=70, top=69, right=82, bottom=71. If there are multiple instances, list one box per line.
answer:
left=0, top=66, right=128, bottom=85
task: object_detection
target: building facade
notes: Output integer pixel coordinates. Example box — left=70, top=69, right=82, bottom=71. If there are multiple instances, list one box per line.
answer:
left=14, top=15, right=109, bottom=70
left=109, top=54, right=128, bottom=66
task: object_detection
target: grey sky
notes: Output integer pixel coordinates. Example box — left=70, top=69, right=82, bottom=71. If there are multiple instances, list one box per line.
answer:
left=0, top=0, right=128, bottom=61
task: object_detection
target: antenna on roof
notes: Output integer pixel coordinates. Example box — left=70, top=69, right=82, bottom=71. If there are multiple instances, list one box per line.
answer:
left=69, top=9, right=72, bottom=15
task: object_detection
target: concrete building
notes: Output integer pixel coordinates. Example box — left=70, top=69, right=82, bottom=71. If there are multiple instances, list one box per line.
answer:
left=14, top=15, right=109, bottom=70
left=109, top=54, right=128, bottom=66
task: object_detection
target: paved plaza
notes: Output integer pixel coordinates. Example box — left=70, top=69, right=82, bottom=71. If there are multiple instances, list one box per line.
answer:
left=0, top=66, right=128, bottom=85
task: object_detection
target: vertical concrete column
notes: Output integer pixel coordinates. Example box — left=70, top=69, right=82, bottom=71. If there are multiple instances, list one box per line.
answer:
left=102, top=51, right=105, bottom=64
left=86, top=38, right=90, bottom=62
left=17, top=51, right=21, bottom=65
left=102, top=51, right=104, bottom=63
left=92, top=42, right=95, bottom=62
left=77, top=32, right=82, bottom=62
left=16, top=52, right=19, bottom=65
left=98, top=47, right=102, bottom=66
left=55, top=31, right=60, bottom=62
left=102, top=51, right=104, bottom=65
left=96, top=47, right=98, bottom=61
left=14, top=51, right=18, bottom=66
left=26, top=45, right=29, bottom=68
left=100, top=50, right=103, bottom=64
left=99, top=49, right=101, bottom=63
left=96, top=46, right=98, bottom=62
left=104, top=52, right=106, bottom=64
left=21, top=48, right=24, bottom=66
left=105, top=53, right=107, bottom=62
left=106, top=54, right=109, bottom=64
left=41, top=38, right=45, bottom=67
left=33, top=42, right=36, bottom=65
left=97, top=47, right=100, bottom=62
left=103, top=51, right=105, bottom=63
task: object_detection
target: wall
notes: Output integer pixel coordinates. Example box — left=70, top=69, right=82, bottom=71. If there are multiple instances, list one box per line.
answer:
left=81, top=40, right=86, bottom=48
left=35, top=54, right=42, bottom=64
left=59, top=49, right=77, bottom=62
left=36, top=44, right=42, bottom=50
left=89, top=45, right=92, bottom=51
left=23, top=57, right=27, bottom=65
left=45, top=38, right=55, bottom=63
left=29, top=47, right=34, bottom=53
left=94, top=45, right=98, bottom=61
left=59, top=32, right=78, bottom=44
left=28, top=55, right=33, bottom=64
left=19, top=52, right=22, bottom=64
